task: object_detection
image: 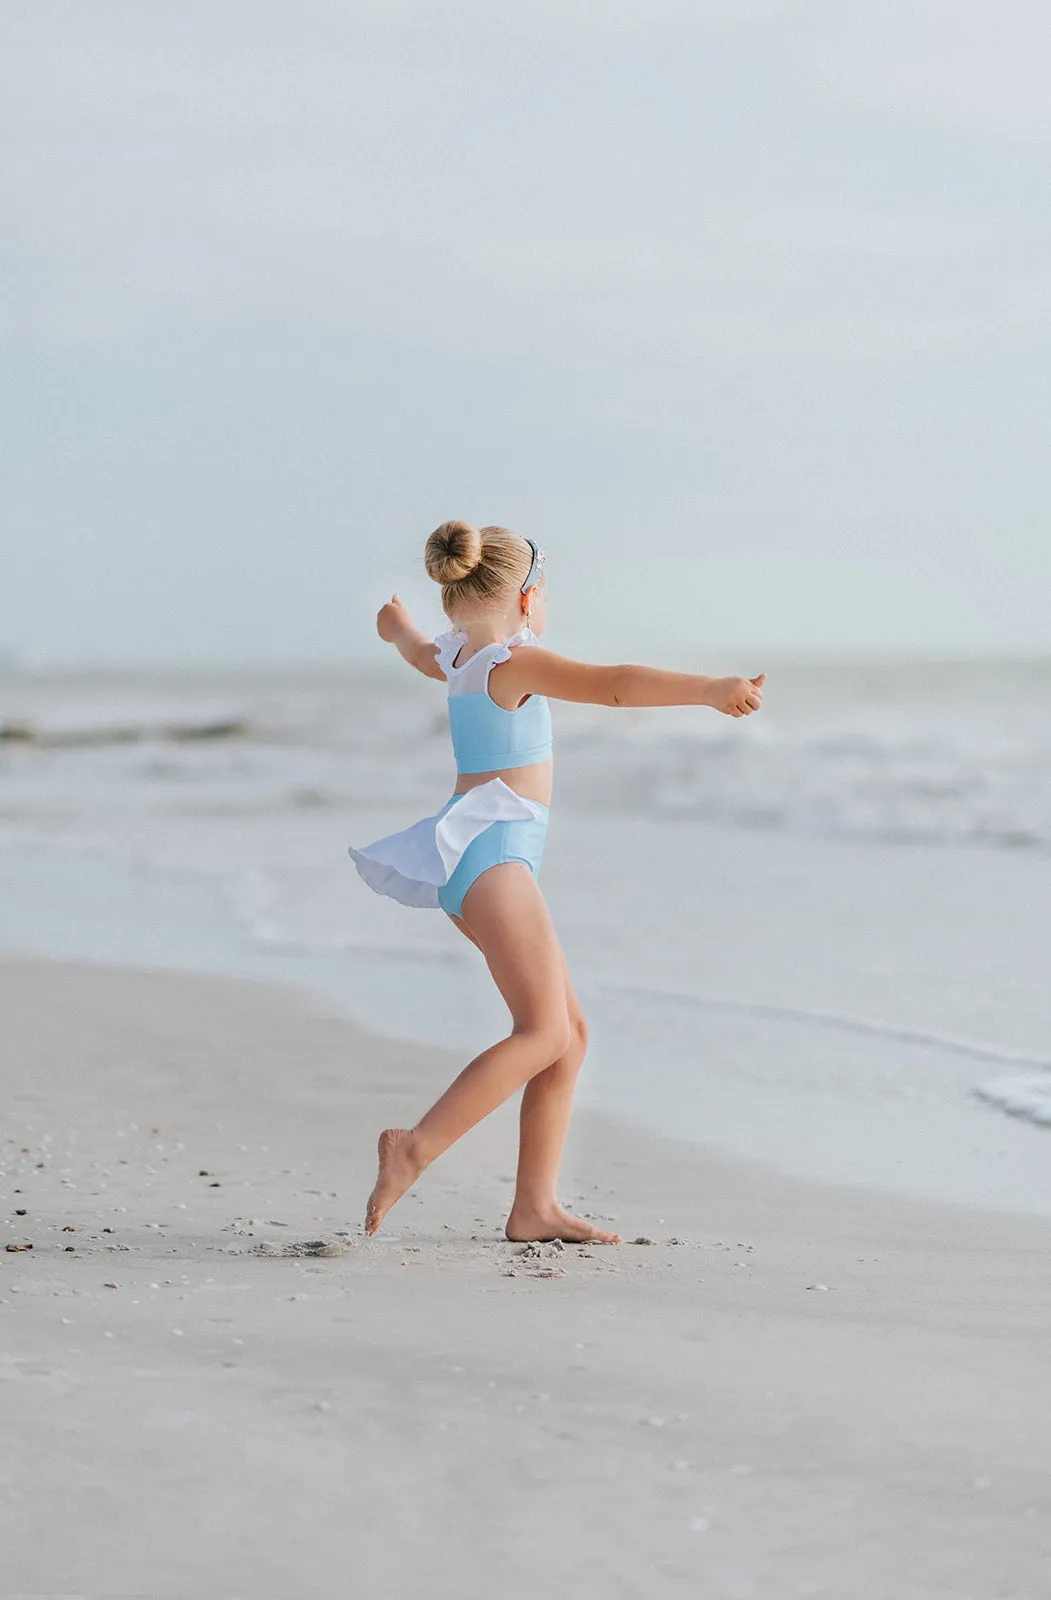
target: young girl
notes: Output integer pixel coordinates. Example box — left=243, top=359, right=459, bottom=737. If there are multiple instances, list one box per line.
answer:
left=350, top=521, right=764, bottom=1242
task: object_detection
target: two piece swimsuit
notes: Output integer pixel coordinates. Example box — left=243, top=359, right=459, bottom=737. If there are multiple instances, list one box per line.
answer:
left=348, top=625, right=552, bottom=918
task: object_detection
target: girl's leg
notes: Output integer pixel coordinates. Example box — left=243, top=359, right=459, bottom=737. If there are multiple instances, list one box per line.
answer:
left=505, top=959, right=619, bottom=1242
left=446, top=928, right=620, bottom=1244
left=365, top=862, right=571, bottom=1235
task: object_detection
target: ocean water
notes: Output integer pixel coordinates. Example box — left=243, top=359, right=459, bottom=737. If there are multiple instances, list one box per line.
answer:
left=2, top=659, right=1050, bottom=1215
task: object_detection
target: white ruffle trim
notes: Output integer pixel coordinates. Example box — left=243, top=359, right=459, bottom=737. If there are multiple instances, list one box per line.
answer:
left=434, top=626, right=538, bottom=684
left=348, top=778, right=544, bottom=909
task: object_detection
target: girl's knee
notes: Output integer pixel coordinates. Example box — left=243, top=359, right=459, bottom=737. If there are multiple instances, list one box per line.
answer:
left=519, top=1013, right=572, bottom=1067
left=537, top=1007, right=586, bottom=1078
left=546, top=1015, right=573, bottom=1063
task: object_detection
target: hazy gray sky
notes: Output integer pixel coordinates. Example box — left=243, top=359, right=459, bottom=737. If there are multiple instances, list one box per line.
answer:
left=2, top=1, right=1048, bottom=664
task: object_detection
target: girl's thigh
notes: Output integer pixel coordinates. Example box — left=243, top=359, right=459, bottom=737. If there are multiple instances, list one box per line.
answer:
left=456, top=863, right=567, bottom=1033
left=448, top=884, right=585, bottom=1034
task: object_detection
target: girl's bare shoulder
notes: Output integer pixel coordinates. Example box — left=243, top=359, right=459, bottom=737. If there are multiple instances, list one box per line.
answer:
left=497, top=645, right=617, bottom=706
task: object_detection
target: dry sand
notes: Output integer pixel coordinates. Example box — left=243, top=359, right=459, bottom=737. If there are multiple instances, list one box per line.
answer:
left=1, top=956, right=1049, bottom=1599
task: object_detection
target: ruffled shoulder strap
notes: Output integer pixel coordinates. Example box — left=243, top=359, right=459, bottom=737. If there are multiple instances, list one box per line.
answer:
left=433, top=630, right=467, bottom=678
left=462, top=627, right=539, bottom=676
left=490, top=626, right=539, bottom=666
left=435, top=626, right=538, bottom=691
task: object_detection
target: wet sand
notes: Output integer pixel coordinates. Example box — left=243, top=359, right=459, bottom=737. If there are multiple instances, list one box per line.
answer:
left=2, top=956, right=1049, bottom=1598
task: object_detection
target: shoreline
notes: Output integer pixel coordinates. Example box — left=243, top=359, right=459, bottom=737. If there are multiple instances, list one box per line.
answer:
left=4, top=818, right=1051, bottom=1224
left=3, top=955, right=1050, bottom=1596
left=3, top=945, right=1050, bottom=1239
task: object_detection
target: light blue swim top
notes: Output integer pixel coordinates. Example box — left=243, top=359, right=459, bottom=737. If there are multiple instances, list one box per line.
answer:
left=433, top=626, right=552, bottom=774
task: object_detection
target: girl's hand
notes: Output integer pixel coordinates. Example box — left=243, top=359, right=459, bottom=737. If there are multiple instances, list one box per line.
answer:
left=377, top=594, right=411, bottom=643
left=376, top=595, right=446, bottom=680
left=709, top=673, right=765, bottom=717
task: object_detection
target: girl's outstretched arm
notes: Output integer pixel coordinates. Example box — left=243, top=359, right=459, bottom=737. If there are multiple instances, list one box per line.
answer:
left=500, top=649, right=765, bottom=717
left=376, top=595, right=446, bottom=682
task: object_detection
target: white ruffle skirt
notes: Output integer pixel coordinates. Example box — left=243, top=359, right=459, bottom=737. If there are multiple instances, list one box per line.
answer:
left=348, top=777, right=547, bottom=910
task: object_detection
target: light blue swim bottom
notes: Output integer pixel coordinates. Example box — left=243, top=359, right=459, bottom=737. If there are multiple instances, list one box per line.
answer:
left=435, top=797, right=550, bottom=919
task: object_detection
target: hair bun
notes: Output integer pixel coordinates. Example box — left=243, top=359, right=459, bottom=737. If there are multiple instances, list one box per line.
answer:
left=425, top=520, right=483, bottom=584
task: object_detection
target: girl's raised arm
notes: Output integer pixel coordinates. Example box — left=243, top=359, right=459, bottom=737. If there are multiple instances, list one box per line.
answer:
left=502, top=648, right=765, bottom=717
left=376, top=596, right=446, bottom=682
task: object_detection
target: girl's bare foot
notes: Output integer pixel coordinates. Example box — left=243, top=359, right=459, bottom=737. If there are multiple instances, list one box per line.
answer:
left=364, top=1128, right=425, bottom=1236
left=505, top=1202, right=622, bottom=1244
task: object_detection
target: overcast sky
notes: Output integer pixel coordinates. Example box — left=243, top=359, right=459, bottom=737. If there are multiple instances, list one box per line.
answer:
left=1, top=1, right=1048, bottom=665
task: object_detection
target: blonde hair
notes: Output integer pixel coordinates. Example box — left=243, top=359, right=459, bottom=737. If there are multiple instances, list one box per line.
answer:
left=425, top=520, right=533, bottom=617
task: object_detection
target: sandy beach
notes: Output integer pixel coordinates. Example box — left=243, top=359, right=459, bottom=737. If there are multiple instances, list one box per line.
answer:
left=3, top=955, right=1049, bottom=1598
left=7, top=1, right=1051, bottom=1590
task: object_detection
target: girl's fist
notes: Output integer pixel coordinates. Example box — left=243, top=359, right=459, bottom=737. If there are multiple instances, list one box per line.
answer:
left=376, top=594, right=410, bottom=642
left=711, top=673, right=765, bottom=717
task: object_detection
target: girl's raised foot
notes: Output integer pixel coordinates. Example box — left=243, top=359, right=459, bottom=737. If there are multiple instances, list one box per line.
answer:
left=365, top=1128, right=425, bottom=1236
left=505, top=1202, right=621, bottom=1245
